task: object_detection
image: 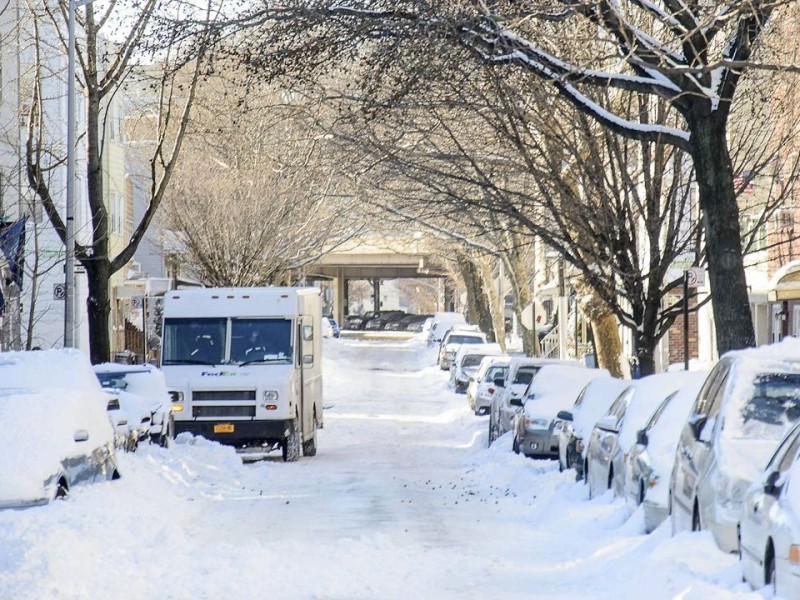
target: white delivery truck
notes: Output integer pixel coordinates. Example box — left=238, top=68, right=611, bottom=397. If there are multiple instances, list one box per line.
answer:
left=160, top=287, right=323, bottom=461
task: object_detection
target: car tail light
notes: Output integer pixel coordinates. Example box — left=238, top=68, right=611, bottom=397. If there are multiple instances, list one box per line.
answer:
left=790, top=545, right=800, bottom=565
left=488, top=387, right=495, bottom=394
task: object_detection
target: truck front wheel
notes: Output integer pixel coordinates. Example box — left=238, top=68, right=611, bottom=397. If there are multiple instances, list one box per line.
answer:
left=282, top=418, right=301, bottom=462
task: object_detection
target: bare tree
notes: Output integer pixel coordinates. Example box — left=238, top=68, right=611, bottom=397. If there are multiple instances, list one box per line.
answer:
left=161, top=74, right=361, bottom=286
left=24, top=0, right=217, bottom=362
left=210, top=0, right=800, bottom=358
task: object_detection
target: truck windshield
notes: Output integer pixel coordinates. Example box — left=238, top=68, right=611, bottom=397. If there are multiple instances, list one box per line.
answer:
left=161, top=317, right=293, bottom=366
left=162, top=318, right=226, bottom=365
left=231, top=318, right=293, bottom=365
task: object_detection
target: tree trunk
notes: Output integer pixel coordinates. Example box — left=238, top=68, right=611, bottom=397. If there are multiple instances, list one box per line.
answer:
left=458, top=256, right=495, bottom=341
left=477, top=257, right=507, bottom=351
left=502, top=250, right=539, bottom=356
left=690, top=114, right=755, bottom=354
left=575, top=280, right=625, bottom=377
left=86, top=260, right=111, bottom=364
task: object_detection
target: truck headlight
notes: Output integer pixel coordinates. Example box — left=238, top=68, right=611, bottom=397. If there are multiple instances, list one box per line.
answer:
left=169, top=391, right=184, bottom=403
left=263, top=390, right=279, bottom=402
left=524, top=417, right=550, bottom=429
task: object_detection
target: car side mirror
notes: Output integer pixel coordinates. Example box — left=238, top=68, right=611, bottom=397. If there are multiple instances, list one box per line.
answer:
left=764, top=471, right=781, bottom=496
left=74, top=429, right=90, bottom=443
left=509, top=397, right=523, bottom=407
left=687, top=414, right=708, bottom=440
left=636, top=429, right=649, bottom=446
left=557, top=410, right=573, bottom=422
left=493, top=378, right=505, bottom=388
left=596, top=415, right=618, bottom=432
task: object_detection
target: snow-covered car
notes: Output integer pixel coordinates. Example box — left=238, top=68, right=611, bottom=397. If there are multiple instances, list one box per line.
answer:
left=512, top=365, right=608, bottom=459
left=0, top=349, right=120, bottom=508
left=321, top=316, right=340, bottom=338
left=427, top=312, right=467, bottom=346
left=437, top=327, right=487, bottom=370
left=586, top=371, right=702, bottom=500
left=488, top=357, right=580, bottom=446
left=94, top=364, right=174, bottom=448
left=557, top=376, right=630, bottom=479
left=468, top=356, right=509, bottom=416
left=622, top=373, right=707, bottom=532
left=671, top=341, right=800, bottom=553
left=740, top=421, right=800, bottom=596
left=449, top=343, right=503, bottom=393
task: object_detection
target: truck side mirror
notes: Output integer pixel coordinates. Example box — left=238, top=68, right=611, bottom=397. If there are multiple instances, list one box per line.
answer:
left=303, top=325, right=314, bottom=341
left=509, top=397, right=523, bottom=407
left=687, top=414, right=708, bottom=440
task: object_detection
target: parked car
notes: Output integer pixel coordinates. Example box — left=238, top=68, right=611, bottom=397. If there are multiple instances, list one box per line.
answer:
left=468, top=356, right=510, bottom=416
left=512, top=365, right=608, bottom=458
left=740, top=421, right=800, bottom=596
left=586, top=371, right=701, bottom=500
left=406, top=316, right=432, bottom=333
left=671, top=343, right=800, bottom=553
left=488, top=357, right=580, bottom=446
left=622, top=373, right=707, bottom=532
left=94, top=363, right=174, bottom=448
left=343, top=314, right=366, bottom=330
left=427, top=312, right=467, bottom=346
left=321, top=316, right=340, bottom=338
left=364, top=310, right=406, bottom=330
left=449, top=343, right=503, bottom=393
left=0, top=349, right=120, bottom=508
left=557, top=377, right=630, bottom=479
left=438, top=327, right=487, bottom=370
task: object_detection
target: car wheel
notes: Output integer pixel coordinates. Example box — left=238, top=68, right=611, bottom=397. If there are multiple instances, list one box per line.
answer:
left=765, top=541, right=776, bottom=592
left=282, top=417, right=301, bottom=462
left=692, top=502, right=701, bottom=532
left=512, top=436, right=520, bottom=454
left=302, top=415, right=318, bottom=457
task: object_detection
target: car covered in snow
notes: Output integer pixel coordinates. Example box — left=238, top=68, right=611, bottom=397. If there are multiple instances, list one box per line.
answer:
left=0, top=349, right=120, bottom=508
left=739, top=421, right=800, bottom=595
left=512, top=365, right=608, bottom=459
left=467, top=356, right=510, bottom=416
left=94, top=363, right=174, bottom=448
left=622, top=372, right=707, bottom=532
left=586, top=371, right=701, bottom=500
left=671, top=342, right=800, bottom=553
left=449, top=343, right=503, bottom=393
left=437, top=327, right=487, bottom=370
left=427, top=311, right=467, bottom=346
left=488, top=357, right=580, bottom=446
left=557, top=376, right=630, bottom=479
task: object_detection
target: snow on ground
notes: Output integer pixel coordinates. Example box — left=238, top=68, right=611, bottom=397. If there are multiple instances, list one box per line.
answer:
left=0, top=337, right=772, bottom=599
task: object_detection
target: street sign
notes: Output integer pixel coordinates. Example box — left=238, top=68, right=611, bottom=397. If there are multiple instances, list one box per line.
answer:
left=686, top=267, right=706, bottom=288
left=53, top=283, right=66, bottom=300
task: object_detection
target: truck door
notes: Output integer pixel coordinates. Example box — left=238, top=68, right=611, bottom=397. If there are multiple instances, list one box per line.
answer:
left=300, top=315, right=315, bottom=434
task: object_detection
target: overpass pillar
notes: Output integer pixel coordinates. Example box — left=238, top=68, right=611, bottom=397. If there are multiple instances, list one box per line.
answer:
left=334, top=269, right=347, bottom=325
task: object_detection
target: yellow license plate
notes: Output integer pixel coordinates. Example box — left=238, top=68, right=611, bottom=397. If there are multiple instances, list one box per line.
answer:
left=214, top=423, right=235, bottom=434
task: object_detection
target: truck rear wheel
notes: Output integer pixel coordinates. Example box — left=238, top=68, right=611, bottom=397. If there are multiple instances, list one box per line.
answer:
left=282, top=418, right=301, bottom=462
left=302, top=417, right=318, bottom=457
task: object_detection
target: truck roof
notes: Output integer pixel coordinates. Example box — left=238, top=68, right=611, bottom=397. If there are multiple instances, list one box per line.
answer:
left=163, top=287, right=320, bottom=318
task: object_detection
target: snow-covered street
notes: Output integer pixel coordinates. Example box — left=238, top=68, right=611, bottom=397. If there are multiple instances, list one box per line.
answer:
left=0, top=337, right=767, bottom=599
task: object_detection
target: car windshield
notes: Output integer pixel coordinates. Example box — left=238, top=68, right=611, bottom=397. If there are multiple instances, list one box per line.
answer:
left=462, top=355, right=485, bottom=368
left=161, top=318, right=293, bottom=366
left=449, top=335, right=483, bottom=345
left=737, top=373, right=800, bottom=438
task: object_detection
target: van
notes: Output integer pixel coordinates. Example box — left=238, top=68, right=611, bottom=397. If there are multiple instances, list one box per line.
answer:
left=160, top=287, right=323, bottom=462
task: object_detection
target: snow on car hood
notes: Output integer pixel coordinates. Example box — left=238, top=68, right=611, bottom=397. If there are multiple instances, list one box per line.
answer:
left=0, top=389, right=113, bottom=503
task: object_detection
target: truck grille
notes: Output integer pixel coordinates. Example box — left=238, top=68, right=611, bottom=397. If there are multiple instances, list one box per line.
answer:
left=192, top=405, right=256, bottom=418
left=192, top=390, right=256, bottom=401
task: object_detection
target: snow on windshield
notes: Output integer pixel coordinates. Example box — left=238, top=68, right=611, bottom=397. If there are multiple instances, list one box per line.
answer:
left=524, top=366, right=610, bottom=419
left=572, top=377, right=632, bottom=439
